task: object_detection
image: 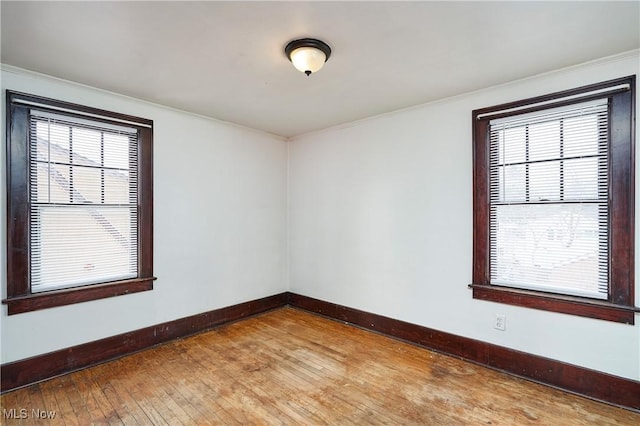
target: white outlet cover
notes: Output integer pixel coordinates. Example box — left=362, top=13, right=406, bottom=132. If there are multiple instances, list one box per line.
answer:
left=495, top=314, right=506, bottom=331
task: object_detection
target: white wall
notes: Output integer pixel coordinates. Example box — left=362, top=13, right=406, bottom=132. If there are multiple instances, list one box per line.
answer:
left=0, top=66, right=288, bottom=363
left=288, top=51, right=640, bottom=380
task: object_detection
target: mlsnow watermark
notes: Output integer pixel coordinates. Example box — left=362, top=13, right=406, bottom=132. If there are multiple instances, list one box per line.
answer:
left=3, top=408, right=57, bottom=420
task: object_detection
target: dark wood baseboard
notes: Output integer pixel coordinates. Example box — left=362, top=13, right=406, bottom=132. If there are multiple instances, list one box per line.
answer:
left=288, top=293, right=640, bottom=411
left=1, top=292, right=287, bottom=393
left=2, top=290, right=639, bottom=411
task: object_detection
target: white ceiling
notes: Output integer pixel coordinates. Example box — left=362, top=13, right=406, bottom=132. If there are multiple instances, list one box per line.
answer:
left=1, top=1, right=639, bottom=138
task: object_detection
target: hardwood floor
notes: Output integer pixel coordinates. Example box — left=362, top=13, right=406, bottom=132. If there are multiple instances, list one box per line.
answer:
left=1, top=308, right=638, bottom=425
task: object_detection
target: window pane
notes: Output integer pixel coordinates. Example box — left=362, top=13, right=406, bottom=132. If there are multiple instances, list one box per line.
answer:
left=71, top=127, right=102, bottom=166
left=564, top=157, right=600, bottom=200
left=529, top=120, right=560, bottom=161
left=72, top=165, right=103, bottom=204
left=529, top=161, right=560, bottom=201
left=496, top=164, right=526, bottom=202
left=104, top=133, right=130, bottom=169
left=33, top=162, right=51, bottom=203
left=104, top=170, right=131, bottom=204
left=32, top=163, right=72, bottom=203
left=30, top=206, right=137, bottom=292
left=491, top=203, right=606, bottom=299
left=35, top=121, right=70, bottom=164
left=500, top=127, right=526, bottom=164
left=564, top=114, right=599, bottom=157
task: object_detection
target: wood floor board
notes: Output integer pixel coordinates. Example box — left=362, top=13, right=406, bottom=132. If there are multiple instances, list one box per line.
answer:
left=123, top=364, right=171, bottom=426
left=71, top=369, right=118, bottom=425
left=220, top=343, right=332, bottom=423
left=160, top=342, right=230, bottom=423
left=110, top=363, right=151, bottom=424
left=139, top=351, right=207, bottom=425
left=105, top=376, right=154, bottom=425
left=21, top=387, right=41, bottom=426
left=1, top=307, right=638, bottom=425
left=99, top=381, right=140, bottom=426
left=178, top=341, right=252, bottom=424
left=155, top=352, right=226, bottom=423
left=195, top=338, right=310, bottom=425
left=128, top=353, right=192, bottom=425
left=13, top=382, right=30, bottom=420
left=36, top=381, right=64, bottom=425
left=51, top=377, right=81, bottom=426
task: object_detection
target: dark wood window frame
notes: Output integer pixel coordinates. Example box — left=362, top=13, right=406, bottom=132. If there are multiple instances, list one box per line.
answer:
left=471, top=76, right=638, bottom=324
left=4, top=91, right=155, bottom=315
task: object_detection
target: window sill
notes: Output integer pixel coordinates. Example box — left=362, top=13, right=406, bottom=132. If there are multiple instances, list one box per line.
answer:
left=469, top=284, right=638, bottom=324
left=2, top=277, right=156, bottom=315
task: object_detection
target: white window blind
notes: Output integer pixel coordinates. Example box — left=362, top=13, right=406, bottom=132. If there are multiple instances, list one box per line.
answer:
left=29, top=111, right=138, bottom=292
left=489, top=99, right=609, bottom=299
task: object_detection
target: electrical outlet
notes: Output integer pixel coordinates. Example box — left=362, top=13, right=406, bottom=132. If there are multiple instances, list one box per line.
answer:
left=494, top=314, right=506, bottom=331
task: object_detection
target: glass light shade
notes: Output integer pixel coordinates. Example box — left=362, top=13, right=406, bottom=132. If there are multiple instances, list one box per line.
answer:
left=289, top=46, right=327, bottom=75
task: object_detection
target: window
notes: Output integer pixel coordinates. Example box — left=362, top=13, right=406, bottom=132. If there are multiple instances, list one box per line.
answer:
left=471, top=76, right=637, bottom=324
left=4, top=91, right=154, bottom=314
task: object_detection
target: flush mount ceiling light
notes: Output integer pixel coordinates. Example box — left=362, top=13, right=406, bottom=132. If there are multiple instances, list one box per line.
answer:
left=285, top=38, right=332, bottom=76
